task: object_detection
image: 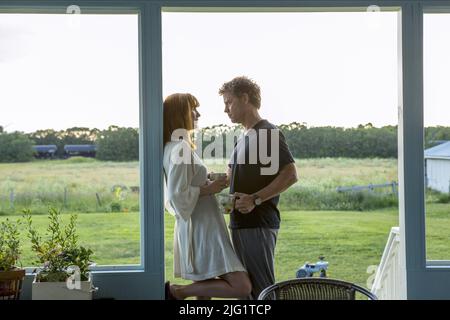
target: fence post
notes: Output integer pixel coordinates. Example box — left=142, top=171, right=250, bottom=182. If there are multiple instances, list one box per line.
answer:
left=392, top=181, right=397, bottom=195
left=9, top=189, right=14, bottom=210
left=96, top=193, right=102, bottom=208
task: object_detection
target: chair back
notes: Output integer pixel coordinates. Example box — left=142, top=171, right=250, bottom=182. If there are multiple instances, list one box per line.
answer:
left=0, top=269, right=26, bottom=300
left=258, top=278, right=377, bottom=300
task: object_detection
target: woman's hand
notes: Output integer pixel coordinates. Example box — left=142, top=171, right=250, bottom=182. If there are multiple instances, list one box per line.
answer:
left=200, top=177, right=228, bottom=196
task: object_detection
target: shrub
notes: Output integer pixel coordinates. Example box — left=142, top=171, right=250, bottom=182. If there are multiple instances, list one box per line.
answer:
left=280, top=186, right=398, bottom=211
left=437, top=193, right=450, bottom=204
left=24, top=207, right=94, bottom=282
left=0, top=218, right=22, bottom=271
left=0, top=132, right=34, bottom=163
left=96, top=126, right=139, bottom=161
left=110, top=202, right=122, bottom=212
left=64, top=156, right=97, bottom=164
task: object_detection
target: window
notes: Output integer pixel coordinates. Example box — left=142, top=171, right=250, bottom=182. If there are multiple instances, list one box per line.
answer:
left=0, top=13, right=142, bottom=267
left=162, top=9, right=399, bottom=288
left=424, top=13, right=450, bottom=262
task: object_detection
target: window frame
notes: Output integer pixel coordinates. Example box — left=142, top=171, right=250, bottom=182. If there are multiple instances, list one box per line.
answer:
left=0, top=1, right=165, bottom=299
left=2, top=0, right=450, bottom=299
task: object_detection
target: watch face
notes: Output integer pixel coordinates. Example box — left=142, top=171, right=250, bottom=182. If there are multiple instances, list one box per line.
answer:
left=255, top=197, right=262, bottom=205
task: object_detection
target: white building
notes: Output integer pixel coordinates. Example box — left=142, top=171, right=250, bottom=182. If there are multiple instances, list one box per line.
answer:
left=425, top=141, right=450, bottom=193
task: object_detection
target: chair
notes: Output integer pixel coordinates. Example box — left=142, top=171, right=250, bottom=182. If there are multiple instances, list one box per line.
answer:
left=0, top=269, right=25, bottom=300
left=258, top=278, right=377, bottom=300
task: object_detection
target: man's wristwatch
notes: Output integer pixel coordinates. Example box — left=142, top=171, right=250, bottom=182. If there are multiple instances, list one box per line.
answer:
left=252, top=194, right=263, bottom=206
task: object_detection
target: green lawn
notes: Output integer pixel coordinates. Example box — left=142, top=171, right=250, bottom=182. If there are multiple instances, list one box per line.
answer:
left=1, top=157, right=448, bottom=291
left=0, top=208, right=390, bottom=286
left=2, top=204, right=449, bottom=290
left=165, top=208, right=399, bottom=289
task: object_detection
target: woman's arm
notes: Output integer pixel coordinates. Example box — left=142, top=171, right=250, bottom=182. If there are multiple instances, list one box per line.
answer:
left=199, top=177, right=228, bottom=196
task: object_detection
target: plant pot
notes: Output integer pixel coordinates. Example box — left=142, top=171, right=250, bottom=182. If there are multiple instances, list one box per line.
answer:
left=32, top=273, right=96, bottom=300
left=0, top=268, right=26, bottom=300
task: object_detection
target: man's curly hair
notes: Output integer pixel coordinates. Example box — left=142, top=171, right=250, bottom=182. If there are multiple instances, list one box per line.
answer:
left=219, top=76, right=261, bottom=109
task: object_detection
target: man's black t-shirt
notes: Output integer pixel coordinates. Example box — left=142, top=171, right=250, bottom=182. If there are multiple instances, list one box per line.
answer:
left=229, top=119, right=295, bottom=229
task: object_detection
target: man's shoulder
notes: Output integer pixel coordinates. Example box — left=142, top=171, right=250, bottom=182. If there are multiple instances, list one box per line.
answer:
left=255, top=119, right=277, bottom=130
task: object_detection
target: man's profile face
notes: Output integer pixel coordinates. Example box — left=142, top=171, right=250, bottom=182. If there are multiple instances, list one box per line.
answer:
left=223, top=92, right=245, bottom=124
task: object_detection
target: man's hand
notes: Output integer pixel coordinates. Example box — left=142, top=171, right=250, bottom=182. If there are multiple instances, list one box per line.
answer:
left=233, top=192, right=255, bottom=214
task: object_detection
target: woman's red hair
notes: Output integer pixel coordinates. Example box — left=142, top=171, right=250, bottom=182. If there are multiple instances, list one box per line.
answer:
left=163, top=93, right=199, bottom=147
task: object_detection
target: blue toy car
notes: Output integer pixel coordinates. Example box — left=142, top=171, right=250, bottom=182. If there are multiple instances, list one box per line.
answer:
left=296, top=256, right=328, bottom=278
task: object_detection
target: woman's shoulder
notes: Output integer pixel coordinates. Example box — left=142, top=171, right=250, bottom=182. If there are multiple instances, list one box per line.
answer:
left=164, top=140, right=191, bottom=152
left=164, top=140, right=195, bottom=163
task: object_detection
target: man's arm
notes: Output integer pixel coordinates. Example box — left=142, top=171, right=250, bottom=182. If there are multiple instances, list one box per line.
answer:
left=234, top=163, right=298, bottom=213
left=255, top=162, right=298, bottom=202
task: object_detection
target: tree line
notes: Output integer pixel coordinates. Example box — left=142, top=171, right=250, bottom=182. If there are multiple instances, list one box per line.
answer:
left=1, top=123, right=450, bottom=163
left=0, top=126, right=138, bottom=163
left=197, top=122, right=450, bottom=159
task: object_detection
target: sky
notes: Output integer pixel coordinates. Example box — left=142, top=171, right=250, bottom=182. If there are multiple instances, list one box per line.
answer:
left=0, top=11, right=449, bottom=133
left=0, top=14, right=140, bottom=133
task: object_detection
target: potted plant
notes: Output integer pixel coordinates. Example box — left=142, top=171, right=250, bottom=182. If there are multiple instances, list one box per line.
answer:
left=0, top=218, right=25, bottom=300
left=24, top=207, right=97, bottom=300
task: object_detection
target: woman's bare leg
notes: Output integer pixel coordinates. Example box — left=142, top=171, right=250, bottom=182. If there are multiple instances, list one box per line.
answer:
left=193, top=281, right=212, bottom=300
left=171, top=271, right=251, bottom=300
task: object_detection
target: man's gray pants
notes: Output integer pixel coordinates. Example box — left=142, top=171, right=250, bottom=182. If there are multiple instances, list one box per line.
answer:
left=231, top=227, right=278, bottom=300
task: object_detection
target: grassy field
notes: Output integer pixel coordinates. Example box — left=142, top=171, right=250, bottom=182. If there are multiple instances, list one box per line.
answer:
left=1, top=157, right=448, bottom=291
left=0, top=208, right=394, bottom=288
left=0, top=157, right=399, bottom=214
left=0, top=157, right=398, bottom=194
left=0, top=157, right=140, bottom=214
left=165, top=208, right=401, bottom=289
left=207, top=157, right=398, bottom=189
left=1, top=203, right=449, bottom=289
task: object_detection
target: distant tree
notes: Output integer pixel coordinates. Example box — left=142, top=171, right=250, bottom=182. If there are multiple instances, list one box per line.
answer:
left=278, top=123, right=398, bottom=159
left=28, top=129, right=64, bottom=157
left=0, top=131, right=34, bottom=162
left=28, top=129, right=60, bottom=145
left=425, top=126, right=450, bottom=148
left=96, top=126, right=139, bottom=161
left=0, top=126, right=3, bottom=133
left=21, top=123, right=450, bottom=161
left=62, top=127, right=99, bottom=145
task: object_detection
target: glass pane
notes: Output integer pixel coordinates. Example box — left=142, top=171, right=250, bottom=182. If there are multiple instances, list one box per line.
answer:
left=162, top=11, right=398, bottom=291
left=424, top=13, right=450, bottom=262
left=0, top=13, right=141, bottom=266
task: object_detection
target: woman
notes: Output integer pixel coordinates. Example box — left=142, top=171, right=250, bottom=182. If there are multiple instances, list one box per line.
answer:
left=163, top=93, right=252, bottom=300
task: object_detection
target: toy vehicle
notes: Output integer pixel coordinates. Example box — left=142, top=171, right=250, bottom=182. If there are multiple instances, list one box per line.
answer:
left=296, top=256, right=328, bottom=278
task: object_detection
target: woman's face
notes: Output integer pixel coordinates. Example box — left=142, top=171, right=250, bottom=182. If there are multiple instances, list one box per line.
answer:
left=191, top=106, right=201, bottom=129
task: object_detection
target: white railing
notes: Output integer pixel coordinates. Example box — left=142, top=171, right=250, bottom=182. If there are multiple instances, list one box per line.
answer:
left=371, top=227, right=404, bottom=300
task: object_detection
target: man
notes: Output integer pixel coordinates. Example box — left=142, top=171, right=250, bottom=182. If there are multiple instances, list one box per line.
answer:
left=219, top=76, right=298, bottom=299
